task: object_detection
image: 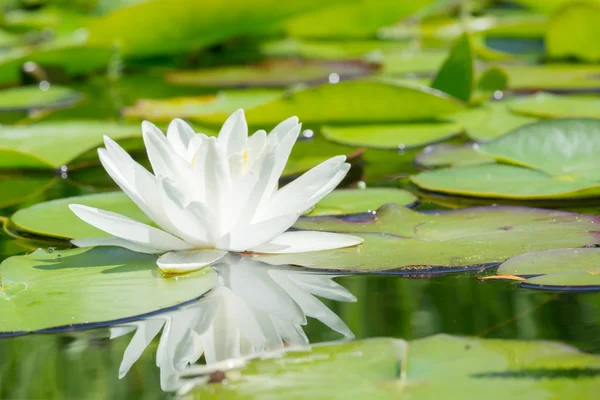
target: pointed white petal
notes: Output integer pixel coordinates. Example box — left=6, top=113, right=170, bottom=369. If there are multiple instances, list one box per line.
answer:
left=201, top=288, right=241, bottom=363
left=71, top=237, right=160, bottom=254
left=142, top=121, right=189, bottom=179
left=271, top=317, right=309, bottom=346
left=217, top=109, right=248, bottom=157
left=69, top=204, right=192, bottom=251
left=218, top=213, right=298, bottom=252
left=200, top=138, right=232, bottom=234
left=252, top=231, right=362, bottom=254
left=167, top=118, right=195, bottom=159
left=109, top=324, right=137, bottom=339
left=118, top=319, right=165, bottom=378
left=289, top=273, right=357, bottom=302
left=157, top=249, right=227, bottom=274
left=266, top=157, right=349, bottom=218
left=267, top=116, right=299, bottom=145
left=245, top=129, right=267, bottom=172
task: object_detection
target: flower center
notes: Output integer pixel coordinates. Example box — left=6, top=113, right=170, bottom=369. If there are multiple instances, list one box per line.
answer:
left=243, top=148, right=249, bottom=174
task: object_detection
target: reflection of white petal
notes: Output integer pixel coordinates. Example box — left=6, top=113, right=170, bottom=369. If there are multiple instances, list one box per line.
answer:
left=109, top=325, right=137, bottom=339
left=69, top=204, right=192, bottom=251
left=271, top=316, right=309, bottom=345
left=289, top=273, right=357, bottom=302
left=71, top=237, right=160, bottom=254
left=157, top=249, right=227, bottom=273
left=221, top=262, right=305, bottom=325
left=118, top=319, right=165, bottom=378
left=252, top=231, right=363, bottom=254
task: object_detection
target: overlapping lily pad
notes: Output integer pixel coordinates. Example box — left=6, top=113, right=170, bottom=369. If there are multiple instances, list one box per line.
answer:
left=185, top=335, right=600, bottom=399
left=0, top=247, right=216, bottom=335
left=255, top=204, right=600, bottom=272
left=449, top=101, right=538, bottom=141
left=321, top=122, right=462, bottom=149
left=509, top=92, right=600, bottom=119
left=306, top=188, right=416, bottom=216
left=546, top=3, right=600, bottom=62
left=165, top=60, right=375, bottom=88
left=0, top=85, right=81, bottom=112
left=0, top=174, right=56, bottom=209
left=495, top=248, right=600, bottom=290
left=0, top=120, right=140, bottom=169
left=411, top=119, right=600, bottom=200
left=505, top=64, right=600, bottom=91
left=415, top=143, right=495, bottom=168
left=122, top=90, right=282, bottom=123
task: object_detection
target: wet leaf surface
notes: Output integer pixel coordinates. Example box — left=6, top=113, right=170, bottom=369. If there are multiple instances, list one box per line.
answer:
left=255, top=205, right=600, bottom=272
left=0, top=247, right=216, bottom=335
left=306, top=188, right=417, bottom=216
left=415, top=143, right=496, bottom=168
left=0, top=85, right=81, bottom=112
left=509, top=92, right=600, bottom=119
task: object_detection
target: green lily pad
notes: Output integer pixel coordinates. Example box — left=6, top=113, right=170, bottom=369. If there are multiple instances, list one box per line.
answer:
left=497, top=248, right=600, bottom=289
left=86, top=0, right=335, bottom=57
left=546, top=3, right=600, bottom=62
left=321, top=122, right=463, bottom=150
left=0, top=85, right=81, bottom=112
left=0, top=247, right=216, bottom=335
left=431, top=33, right=474, bottom=103
left=0, top=120, right=140, bottom=169
left=509, top=92, right=600, bottom=119
left=122, top=90, right=282, bottom=123
left=185, top=335, right=600, bottom=399
left=261, top=39, right=413, bottom=60
left=0, top=174, right=56, bottom=209
left=412, top=119, right=600, bottom=200
left=380, top=50, right=448, bottom=76
left=505, top=64, right=600, bottom=91
left=449, top=101, right=538, bottom=141
left=307, top=188, right=417, bottom=216
left=165, top=60, right=375, bottom=88
left=284, top=0, right=431, bottom=39
left=255, top=204, right=600, bottom=272
left=221, top=80, right=465, bottom=127
left=415, top=143, right=496, bottom=168
left=471, top=66, right=509, bottom=105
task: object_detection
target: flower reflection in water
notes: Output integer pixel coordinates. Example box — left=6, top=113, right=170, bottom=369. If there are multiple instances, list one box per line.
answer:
left=110, top=255, right=355, bottom=391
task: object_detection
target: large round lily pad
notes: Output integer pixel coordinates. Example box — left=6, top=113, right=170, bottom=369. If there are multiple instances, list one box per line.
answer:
left=0, top=120, right=140, bottom=169
left=415, top=143, right=496, bottom=168
left=0, top=247, right=216, bottom=335
left=166, top=60, right=375, bottom=88
left=509, top=92, right=600, bottom=119
left=185, top=335, right=600, bottom=399
left=411, top=119, right=600, bottom=200
left=321, top=122, right=462, bottom=149
left=255, top=204, right=600, bottom=272
left=496, top=248, right=600, bottom=290
left=0, top=174, right=56, bottom=208
left=546, top=3, right=600, bottom=62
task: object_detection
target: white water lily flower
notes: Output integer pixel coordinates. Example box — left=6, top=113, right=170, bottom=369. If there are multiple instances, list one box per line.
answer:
left=110, top=256, right=355, bottom=391
left=69, top=109, right=363, bottom=273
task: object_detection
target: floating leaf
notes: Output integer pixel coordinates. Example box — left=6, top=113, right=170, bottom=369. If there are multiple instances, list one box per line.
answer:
left=497, top=248, right=600, bottom=289
left=165, top=60, right=375, bottom=88
left=380, top=50, right=448, bottom=76
left=546, top=3, right=600, bottom=62
left=509, top=92, right=600, bottom=119
left=0, top=247, right=216, bottom=335
left=185, top=335, right=600, bottom=399
left=255, top=205, right=600, bottom=272
left=285, top=0, right=432, bottom=39
left=506, top=64, right=600, bottom=91
left=122, top=90, right=282, bottom=122
left=86, top=0, right=335, bottom=57
left=0, top=174, right=56, bottom=209
left=431, top=33, right=474, bottom=102
left=261, top=39, right=414, bottom=60
left=0, top=120, right=140, bottom=169
left=321, top=122, right=462, bottom=150
left=471, top=66, right=509, bottom=105
left=449, top=101, right=538, bottom=141
left=412, top=119, right=600, bottom=200
left=201, top=81, right=465, bottom=127
left=415, top=143, right=496, bottom=168
left=0, top=85, right=81, bottom=112
left=307, top=188, right=417, bottom=216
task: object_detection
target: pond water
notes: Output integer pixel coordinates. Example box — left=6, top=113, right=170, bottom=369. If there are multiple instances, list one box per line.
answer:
left=3, top=1, right=600, bottom=399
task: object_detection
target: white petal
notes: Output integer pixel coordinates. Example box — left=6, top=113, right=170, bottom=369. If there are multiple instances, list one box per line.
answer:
left=166, top=118, right=195, bottom=159
left=218, top=213, right=298, bottom=252
left=199, top=138, right=232, bottom=234
left=265, top=156, right=349, bottom=219
left=267, top=116, right=299, bottom=145
left=71, top=237, right=160, bottom=254
left=271, top=317, right=309, bottom=346
left=289, top=273, right=357, bottom=302
left=118, top=319, right=165, bottom=378
left=142, top=121, right=189, bottom=179
left=218, top=109, right=248, bottom=157
left=201, top=287, right=241, bottom=363
left=252, top=231, right=363, bottom=254
left=69, top=204, right=192, bottom=251
left=109, top=324, right=136, bottom=339
left=245, top=129, right=267, bottom=172
left=157, top=249, right=227, bottom=274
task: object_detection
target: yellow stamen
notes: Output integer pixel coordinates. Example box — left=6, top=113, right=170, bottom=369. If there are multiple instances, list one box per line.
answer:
left=243, top=148, right=249, bottom=174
